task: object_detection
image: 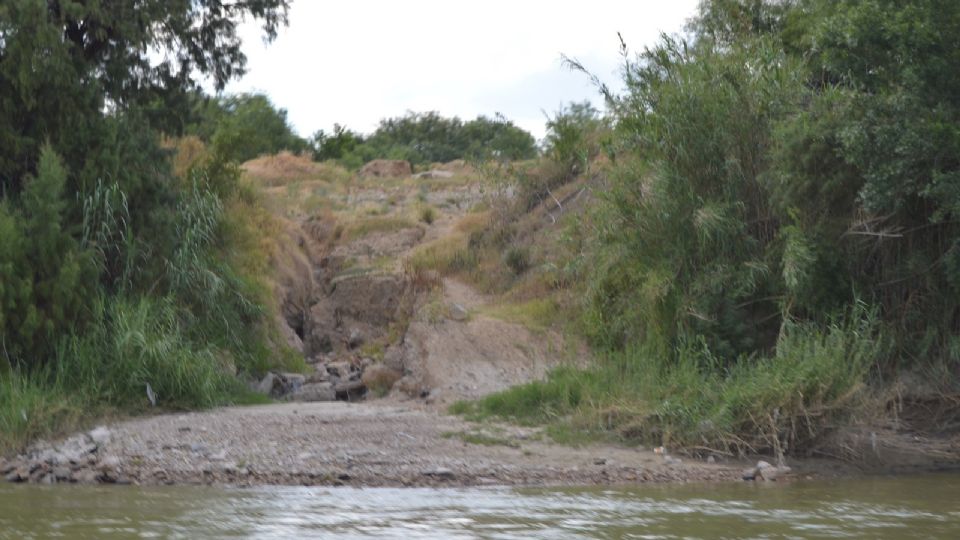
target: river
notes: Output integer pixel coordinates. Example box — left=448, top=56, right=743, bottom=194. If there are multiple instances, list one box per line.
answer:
left=1, top=474, right=958, bottom=538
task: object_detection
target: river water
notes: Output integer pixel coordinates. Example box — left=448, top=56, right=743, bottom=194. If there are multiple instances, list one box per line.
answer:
left=1, top=474, right=958, bottom=539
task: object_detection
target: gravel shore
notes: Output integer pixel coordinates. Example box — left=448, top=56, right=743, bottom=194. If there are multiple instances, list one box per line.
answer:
left=3, top=401, right=741, bottom=487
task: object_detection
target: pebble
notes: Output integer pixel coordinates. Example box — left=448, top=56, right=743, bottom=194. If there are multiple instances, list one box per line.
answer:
left=422, top=467, right=456, bottom=479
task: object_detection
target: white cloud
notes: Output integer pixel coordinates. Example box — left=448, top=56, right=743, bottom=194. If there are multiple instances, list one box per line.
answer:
left=226, top=0, right=700, bottom=141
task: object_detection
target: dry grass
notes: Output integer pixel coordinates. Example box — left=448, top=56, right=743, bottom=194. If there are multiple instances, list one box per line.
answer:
left=342, top=216, right=418, bottom=240
left=455, top=211, right=491, bottom=234
left=242, top=152, right=352, bottom=187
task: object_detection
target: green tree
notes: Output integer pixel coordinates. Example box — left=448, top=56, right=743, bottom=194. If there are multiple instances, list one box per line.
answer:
left=461, top=115, right=537, bottom=161
left=311, top=124, right=365, bottom=162
left=0, top=147, right=96, bottom=366
left=0, top=0, right=289, bottom=192
left=211, top=93, right=307, bottom=163
left=543, top=102, right=606, bottom=178
left=0, top=1, right=289, bottom=369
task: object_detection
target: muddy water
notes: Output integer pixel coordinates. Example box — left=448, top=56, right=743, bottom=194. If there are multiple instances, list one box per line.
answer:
left=1, top=474, right=959, bottom=539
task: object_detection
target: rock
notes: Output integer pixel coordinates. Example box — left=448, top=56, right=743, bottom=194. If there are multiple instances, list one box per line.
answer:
left=0, top=460, right=18, bottom=475
left=707, top=455, right=716, bottom=464
left=52, top=466, right=73, bottom=481
left=256, top=371, right=308, bottom=398
left=290, top=382, right=336, bottom=402
left=348, top=328, right=364, bottom=349
left=593, top=458, right=607, bottom=466
left=72, top=468, right=100, bottom=484
left=279, top=373, right=306, bottom=393
left=448, top=303, right=468, bottom=322
left=208, top=450, right=228, bottom=461
left=88, top=426, right=112, bottom=446
left=334, top=379, right=367, bottom=401
left=412, top=169, right=455, bottom=179
left=5, top=469, right=26, bottom=483
left=327, top=361, right=354, bottom=379
left=255, top=372, right=278, bottom=395
left=359, top=159, right=412, bottom=178
left=422, top=467, right=455, bottom=480
left=756, top=460, right=773, bottom=470
left=97, top=455, right=121, bottom=470
left=757, top=464, right=792, bottom=482
left=361, top=364, right=402, bottom=394
left=57, top=434, right=98, bottom=462
left=382, top=346, right=406, bottom=372
left=307, top=366, right=330, bottom=383
left=742, top=467, right=759, bottom=481
left=190, top=443, right=208, bottom=454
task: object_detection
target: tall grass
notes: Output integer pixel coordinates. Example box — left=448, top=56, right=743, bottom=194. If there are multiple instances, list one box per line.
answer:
left=456, top=313, right=882, bottom=455
left=1, top=146, right=287, bottom=455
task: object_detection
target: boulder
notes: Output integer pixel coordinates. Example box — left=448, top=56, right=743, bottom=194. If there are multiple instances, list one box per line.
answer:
left=757, top=462, right=792, bottom=482
left=348, top=328, right=364, bottom=349
left=307, top=365, right=330, bottom=383
left=334, top=379, right=366, bottom=401
left=359, top=159, right=412, bottom=178
left=448, top=303, right=468, bottom=322
left=327, top=361, right=354, bottom=380
left=290, top=382, right=336, bottom=402
left=88, top=426, right=112, bottom=446
left=255, top=372, right=279, bottom=395
left=279, top=373, right=306, bottom=392
left=52, top=466, right=72, bottom=481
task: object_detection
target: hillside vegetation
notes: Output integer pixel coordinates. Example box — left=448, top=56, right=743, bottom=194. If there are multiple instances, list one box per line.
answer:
left=450, top=0, right=960, bottom=459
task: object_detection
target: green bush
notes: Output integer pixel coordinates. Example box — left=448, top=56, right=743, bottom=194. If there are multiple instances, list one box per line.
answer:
left=211, top=94, right=308, bottom=163
left=0, top=147, right=97, bottom=368
left=322, top=111, right=537, bottom=168
left=503, top=247, right=531, bottom=275
left=419, top=205, right=436, bottom=224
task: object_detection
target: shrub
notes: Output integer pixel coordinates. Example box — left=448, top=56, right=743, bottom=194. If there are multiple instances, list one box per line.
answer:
left=0, top=147, right=97, bottom=368
left=419, top=205, right=436, bottom=224
left=503, top=247, right=531, bottom=275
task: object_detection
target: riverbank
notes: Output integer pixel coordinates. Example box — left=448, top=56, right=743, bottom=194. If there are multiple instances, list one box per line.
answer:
left=2, top=401, right=749, bottom=488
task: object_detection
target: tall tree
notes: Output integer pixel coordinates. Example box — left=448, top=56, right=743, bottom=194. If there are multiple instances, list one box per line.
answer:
left=0, top=0, right=290, bottom=191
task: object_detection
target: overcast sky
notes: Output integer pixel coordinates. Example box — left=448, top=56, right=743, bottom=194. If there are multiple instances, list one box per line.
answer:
left=226, top=0, right=700, bottom=141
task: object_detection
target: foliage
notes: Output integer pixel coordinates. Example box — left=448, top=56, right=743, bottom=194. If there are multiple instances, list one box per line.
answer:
left=0, top=0, right=289, bottom=191
left=0, top=147, right=97, bottom=367
left=325, top=111, right=537, bottom=168
left=311, top=124, right=365, bottom=164
left=0, top=1, right=292, bottom=452
left=210, top=93, right=308, bottom=163
left=457, top=312, right=880, bottom=454
left=585, top=0, right=960, bottom=367
left=453, top=0, right=960, bottom=455
left=543, top=101, right=607, bottom=178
